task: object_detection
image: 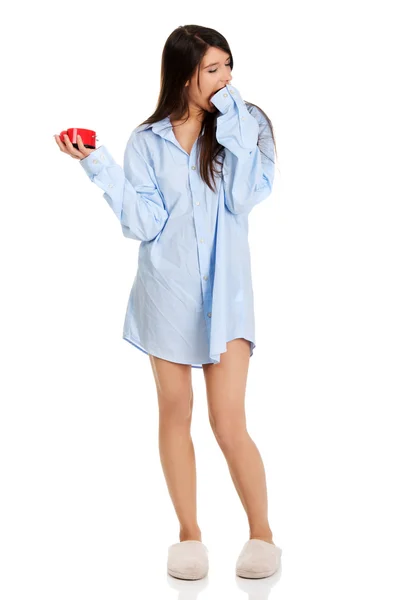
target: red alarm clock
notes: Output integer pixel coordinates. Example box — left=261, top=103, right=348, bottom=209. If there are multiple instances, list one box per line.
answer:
left=59, top=128, right=98, bottom=150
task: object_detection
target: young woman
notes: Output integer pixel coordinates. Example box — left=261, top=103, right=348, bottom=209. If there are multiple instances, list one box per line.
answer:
left=54, top=24, right=282, bottom=581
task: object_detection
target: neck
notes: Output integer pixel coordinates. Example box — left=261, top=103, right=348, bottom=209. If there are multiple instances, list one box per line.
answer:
left=171, top=104, right=205, bottom=126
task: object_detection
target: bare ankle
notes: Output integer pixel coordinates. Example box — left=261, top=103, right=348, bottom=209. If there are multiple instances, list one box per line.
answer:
left=179, top=527, right=202, bottom=542
left=249, top=529, right=274, bottom=544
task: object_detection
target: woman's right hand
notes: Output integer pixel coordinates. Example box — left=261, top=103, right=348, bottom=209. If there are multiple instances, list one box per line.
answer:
left=54, top=133, right=96, bottom=160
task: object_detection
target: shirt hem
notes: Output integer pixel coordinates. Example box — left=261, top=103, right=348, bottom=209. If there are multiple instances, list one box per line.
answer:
left=122, top=334, right=255, bottom=369
left=122, top=335, right=209, bottom=368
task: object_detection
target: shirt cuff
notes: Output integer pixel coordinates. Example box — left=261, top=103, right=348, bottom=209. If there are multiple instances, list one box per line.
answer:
left=79, top=145, right=117, bottom=179
left=210, top=85, right=235, bottom=114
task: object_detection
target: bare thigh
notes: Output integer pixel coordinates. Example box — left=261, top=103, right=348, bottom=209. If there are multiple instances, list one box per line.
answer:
left=202, top=338, right=251, bottom=438
left=149, top=354, right=193, bottom=418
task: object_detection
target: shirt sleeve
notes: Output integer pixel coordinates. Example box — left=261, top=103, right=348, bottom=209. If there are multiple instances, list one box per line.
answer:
left=210, top=84, right=275, bottom=216
left=79, top=135, right=169, bottom=242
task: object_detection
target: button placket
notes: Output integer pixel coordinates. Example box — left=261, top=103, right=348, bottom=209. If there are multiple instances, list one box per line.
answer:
left=189, top=158, right=212, bottom=324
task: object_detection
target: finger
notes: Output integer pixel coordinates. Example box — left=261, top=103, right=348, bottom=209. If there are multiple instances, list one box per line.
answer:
left=54, top=134, right=68, bottom=153
left=63, top=133, right=85, bottom=159
left=76, top=134, right=90, bottom=158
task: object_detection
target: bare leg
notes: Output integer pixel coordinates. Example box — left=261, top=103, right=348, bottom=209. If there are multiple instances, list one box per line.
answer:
left=202, top=339, right=274, bottom=543
left=149, top=354, right=202, bottom=542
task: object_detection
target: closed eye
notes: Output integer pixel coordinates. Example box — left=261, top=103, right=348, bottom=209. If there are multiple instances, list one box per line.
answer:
left=209, top=62, right=231, bottom=73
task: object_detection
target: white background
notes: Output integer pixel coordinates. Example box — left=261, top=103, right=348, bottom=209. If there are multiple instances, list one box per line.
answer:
left=1, top=0, right=399, bottom=598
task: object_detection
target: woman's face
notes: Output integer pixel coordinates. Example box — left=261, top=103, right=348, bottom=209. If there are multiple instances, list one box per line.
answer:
left=185, top=47, right=233, bottom=116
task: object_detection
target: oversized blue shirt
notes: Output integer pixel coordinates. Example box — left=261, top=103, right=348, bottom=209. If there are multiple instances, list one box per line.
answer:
left=79, top=83, right=275, bottom=368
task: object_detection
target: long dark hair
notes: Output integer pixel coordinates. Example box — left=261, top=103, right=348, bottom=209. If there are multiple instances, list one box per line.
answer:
left=138, top=25, right=277, bottom=193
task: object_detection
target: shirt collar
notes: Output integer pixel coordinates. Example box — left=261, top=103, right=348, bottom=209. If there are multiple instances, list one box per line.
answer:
left=138, top=114, right=215, bottom=141
left=150, top=116, right=172, bottom=136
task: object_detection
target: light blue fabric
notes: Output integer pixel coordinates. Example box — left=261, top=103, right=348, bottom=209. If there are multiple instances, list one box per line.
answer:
left=80, top=83, right=275, bottom=368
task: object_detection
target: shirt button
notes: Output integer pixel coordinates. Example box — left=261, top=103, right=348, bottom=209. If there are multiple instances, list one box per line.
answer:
left=207, top=312, right=212, bottom=317
left=241, top=116, right=246, bottom=120
left=203, top=275, right=208, bottom=280
left=195, top=201, right=200, bottom=206
left=93, top=159, right=99, bottom=164
left=100, top=154, right=105, bottom=160
left=199, top=238, right=205, bottom=243
left=191, top=165, right=196, bottom=170
left=223, top=93, right=228, bottom=97
left=108, top=184, right=113, bottom=188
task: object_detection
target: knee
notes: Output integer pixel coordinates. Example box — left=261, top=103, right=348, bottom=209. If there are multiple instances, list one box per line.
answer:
left=209, top=414, right=248, bottom=450
left=158, top=387, right=194, bottom=424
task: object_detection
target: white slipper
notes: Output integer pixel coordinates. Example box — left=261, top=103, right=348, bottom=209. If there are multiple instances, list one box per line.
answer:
left=236, top=539, right=282, bottom=578
left=167, top=540, right=209, bottom=580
